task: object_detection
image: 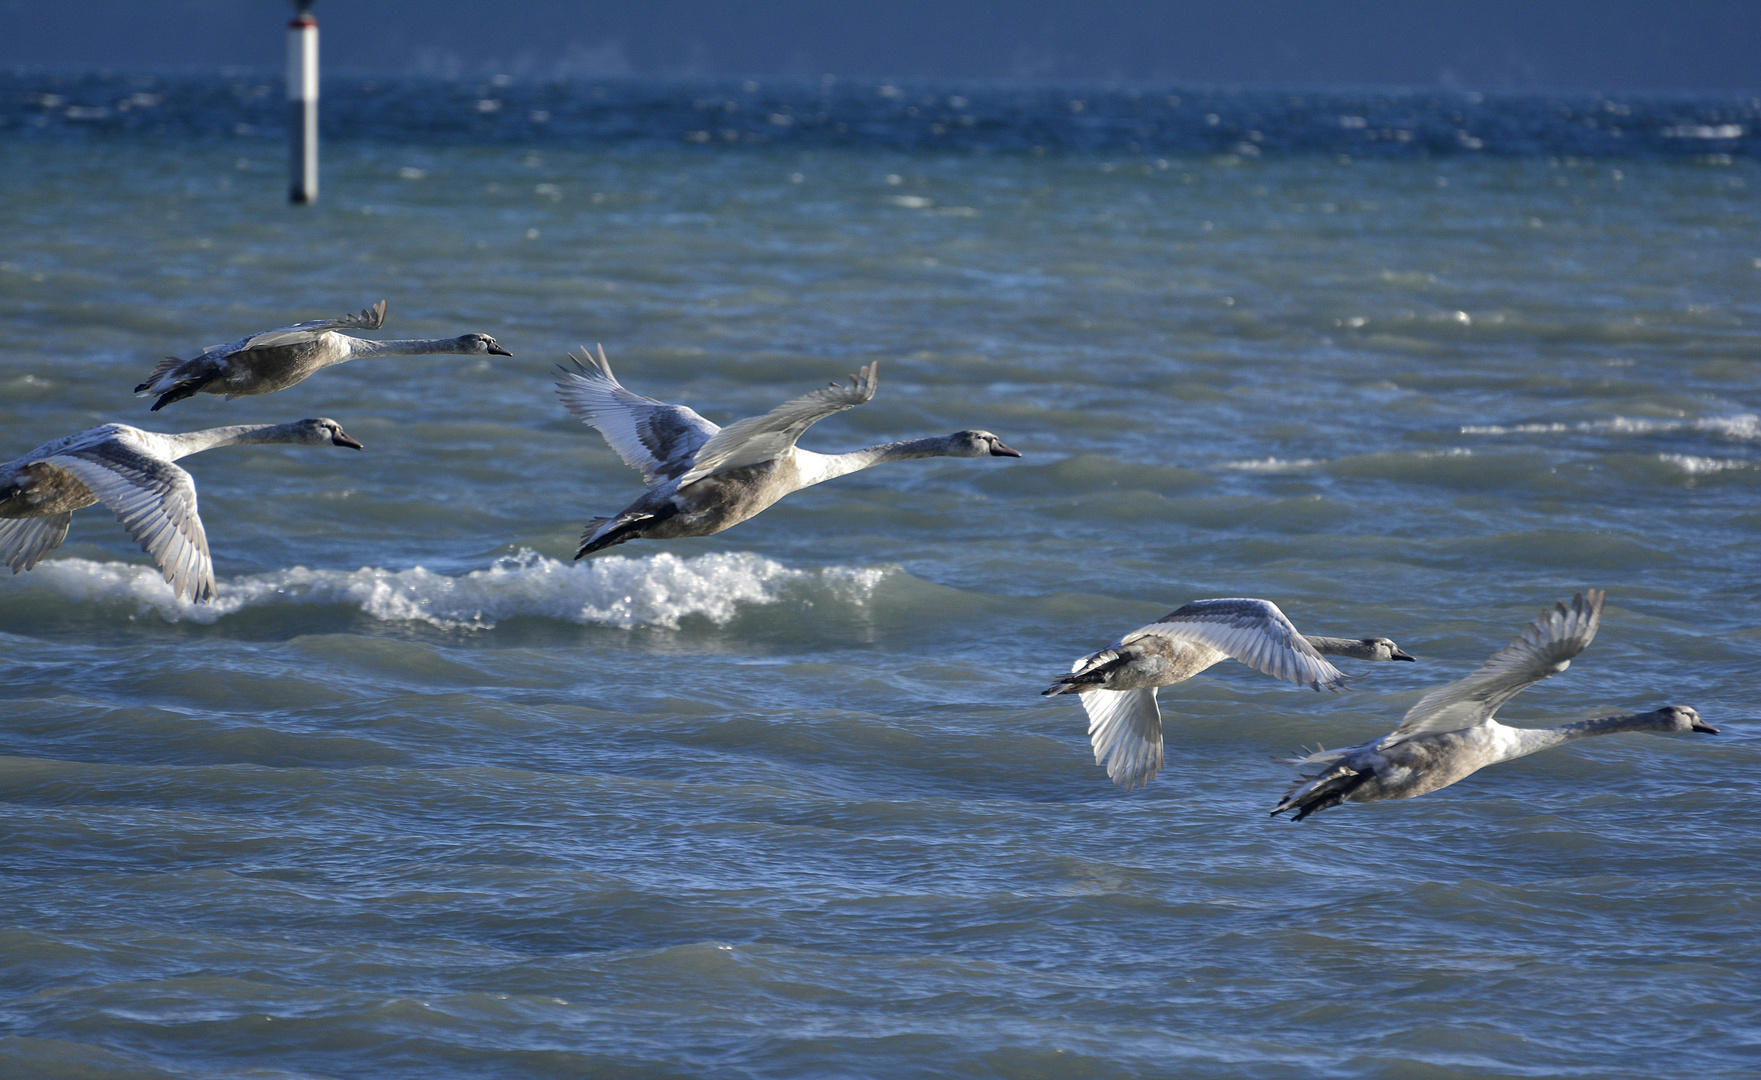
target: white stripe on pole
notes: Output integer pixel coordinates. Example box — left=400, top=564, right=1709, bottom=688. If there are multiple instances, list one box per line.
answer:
left=287, top=6, right=319, bottom=203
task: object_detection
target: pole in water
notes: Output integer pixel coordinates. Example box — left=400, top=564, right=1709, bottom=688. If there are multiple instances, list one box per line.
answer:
left=287, top=0, right=319, bottom=204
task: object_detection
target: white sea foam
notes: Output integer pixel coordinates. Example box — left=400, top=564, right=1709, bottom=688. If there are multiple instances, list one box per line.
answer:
left=1221, top=457, right=1321, bottom=472
left=1461, top=414, right=1760, bottom=439
left=1658, top=454, right=1749, bottom=475
left=1459, top=423, right=1570, bottom=435
left=14, top=550, right=892, bottom=629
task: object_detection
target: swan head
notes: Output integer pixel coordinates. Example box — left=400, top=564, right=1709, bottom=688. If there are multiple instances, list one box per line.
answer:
left=293, top=418, right=365, bottom=450
left=949, top=430, right=1022, bottom=458
left=1355, top=637, right=1416, bottom=662
left=456, top=333, right=513, bottom=357
left=1652, top=705, right=1717, bottom=734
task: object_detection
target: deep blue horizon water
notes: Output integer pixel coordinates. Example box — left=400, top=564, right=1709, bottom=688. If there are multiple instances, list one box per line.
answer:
left=5, top=70, right=1760, bottom=160
left=2, top=73, right=1760, bottom=1079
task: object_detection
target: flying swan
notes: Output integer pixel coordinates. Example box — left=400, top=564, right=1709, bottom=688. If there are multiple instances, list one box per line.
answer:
left=0, top=419, right=364, bottom=602
left=556, top=346, right=1021, bottom=556
left=1044, top=598, right=1416, bottom=792
left=135, top=300, right=511, bottom=410
left=1271, top=590, right=1716, bottom=820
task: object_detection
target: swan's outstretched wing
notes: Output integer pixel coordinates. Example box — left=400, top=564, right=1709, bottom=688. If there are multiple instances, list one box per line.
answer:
left=137, top=301, right=390, bottom=394
left=555, top=345, right=720, bottom=486
left=42, top=442, right=214, bottom=602
left=0, top=513, right=72, bottom=573
left=1081, top=688, right=1164, bottom=792
left=1123, top=598, right=1349, bottom=691
left=1380, top=590, right=1604, bottom=747
left=229, top=299, right=388, bottom=354
left=676, top=362, right=878, bottom=486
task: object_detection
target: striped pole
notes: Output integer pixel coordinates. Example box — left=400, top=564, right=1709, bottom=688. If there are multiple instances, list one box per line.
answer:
left=287, top=0, right=319, bottom=204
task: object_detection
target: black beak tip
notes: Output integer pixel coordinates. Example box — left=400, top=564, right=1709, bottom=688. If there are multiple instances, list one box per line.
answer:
left=334, top=436, right=365, bottom=450
left=489, top=346, right=514, bottom=356
left=1693, top=722, right=1720, bottom=734
left=991, top=444, right=1023, bottom=458
left=1393, top=652, right=1417, bottom=661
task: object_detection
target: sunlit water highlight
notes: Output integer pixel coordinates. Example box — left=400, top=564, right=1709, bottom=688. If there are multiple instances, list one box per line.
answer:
left=2, top=76, right=1760, bottom=1079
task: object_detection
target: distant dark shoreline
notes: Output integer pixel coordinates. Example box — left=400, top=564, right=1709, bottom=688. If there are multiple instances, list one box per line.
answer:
left=4, top=70, right=1755, bottom=160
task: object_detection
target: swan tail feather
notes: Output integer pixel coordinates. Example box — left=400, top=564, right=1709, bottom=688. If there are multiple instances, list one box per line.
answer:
left=149, top=377, right=214, bottom=411
left=135, top=356, right=190, bottom=394
left=1042, top=649, right=1127, bottom=696
left=575, top=512, right=654, bottom=558
left=1271, top=760, right=1370, bottom=822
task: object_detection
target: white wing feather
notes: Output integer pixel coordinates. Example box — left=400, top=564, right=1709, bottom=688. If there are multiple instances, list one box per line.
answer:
left=555, top=346, right=719, bottom=486
left=1380, top=590, right=1604, bottom=747
left=0, top=513, right=72, bottom=572
left=675, top=362, right=878, bottom=486
left=1122, top=598, right=1348, bottom=691
left=43, top=444, right=214, bottom=602
left=1081, top=688, right=1164, bottom=793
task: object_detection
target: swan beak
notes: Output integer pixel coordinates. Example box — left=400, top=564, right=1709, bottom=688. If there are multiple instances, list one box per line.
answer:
left=1392, top=649, right=1417, bottom=661
left=332, top=433, right=365, bottom=450
left=1691, top=719, right=1720, bottom=734
left=990, top=441, right=1023, bottom=457
left=488, top=344, right=513, bottom=357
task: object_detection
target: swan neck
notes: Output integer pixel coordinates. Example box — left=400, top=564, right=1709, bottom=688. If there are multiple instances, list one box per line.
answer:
left=348, top=337, right=464, bottom=358
left=803, top=437, right=962, bottom=486
left=1304, top=635, right=1362, bottom=657
left=164, top=423, right=304, bottom=459
left=1520, top=712, right=1656, bottom=752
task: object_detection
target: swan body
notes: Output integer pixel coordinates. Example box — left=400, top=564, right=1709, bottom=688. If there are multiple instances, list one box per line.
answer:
left=135, top=301, right=511, bottom=410
left=1043, top=598, right=1416, bottom=792
left=556, top=346, right=1021, bottom=556
left=1272, top=590, right=1716, bottom=821
left=0, top=418, right=364, bottom=602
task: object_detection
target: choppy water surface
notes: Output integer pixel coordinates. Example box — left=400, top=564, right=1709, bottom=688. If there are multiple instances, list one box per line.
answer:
left=3, top=77, right=1760, bottom=1078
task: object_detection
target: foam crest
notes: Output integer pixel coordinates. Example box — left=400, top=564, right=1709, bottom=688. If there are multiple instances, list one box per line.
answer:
left=1459, top=423, right=1570, bottom=435
left=16, top=550, right=892, bottom=629
left=1221, top=457, right=1321, bottom=472
left=1462, top=414, right=1760, bottom=439
left=1658, top=454, right=1749, bottom=475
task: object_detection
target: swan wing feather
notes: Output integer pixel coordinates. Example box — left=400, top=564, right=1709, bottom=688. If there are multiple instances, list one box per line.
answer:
left=1081, top=688, right=1164, bottom=792
left=1122, top=598, right=1348, bottom=691
left=0, top=513, right=72, bottom=572
left=555, top=347, right=719, bottom=486
left=42, top=440, right=214, bottom=602
left=229, top=300, right=388, bottom=354
left=1381, top=590, right=1604, bottom=746
left=676, top=362, right=878, bottom=486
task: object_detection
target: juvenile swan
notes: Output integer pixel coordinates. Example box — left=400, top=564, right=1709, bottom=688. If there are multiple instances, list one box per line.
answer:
left=1272, top=590, right=1716, bottom=821
left=0, top=419, right=364, bottom=602
left=135, top=300, right=511, bottom=410
left=1043, top=598, right=1416, bottom=792
left=556, top=346, right=1021, bottom=556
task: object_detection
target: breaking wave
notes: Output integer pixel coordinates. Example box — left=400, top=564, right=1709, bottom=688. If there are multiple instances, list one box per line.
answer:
left=1220, top=457, right=1322, bottom=472
left=1657, top=454, right=1750, bottom=475
left=11, top=549, right=892, bottom=629
left=1461, top=414, right=1761, bottom=439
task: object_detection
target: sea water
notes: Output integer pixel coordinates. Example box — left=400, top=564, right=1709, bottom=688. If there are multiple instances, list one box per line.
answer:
left=2, top=75, right=1759, bottom=1078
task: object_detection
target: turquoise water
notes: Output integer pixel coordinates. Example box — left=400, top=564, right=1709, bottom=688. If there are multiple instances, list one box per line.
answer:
left=3, top=82, right=1760, bottom=1078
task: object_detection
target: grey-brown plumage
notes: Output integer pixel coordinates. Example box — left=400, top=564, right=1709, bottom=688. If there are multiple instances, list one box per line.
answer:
left=0, top=419, right=364, bottom=601
left=135, top=301, right=511, bottom=410
left=1043, top=598, right=1415, bottom=792
left=555, top=345, right=1021, bottom=557
left=1272, top=590, right=1717, bottom=821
